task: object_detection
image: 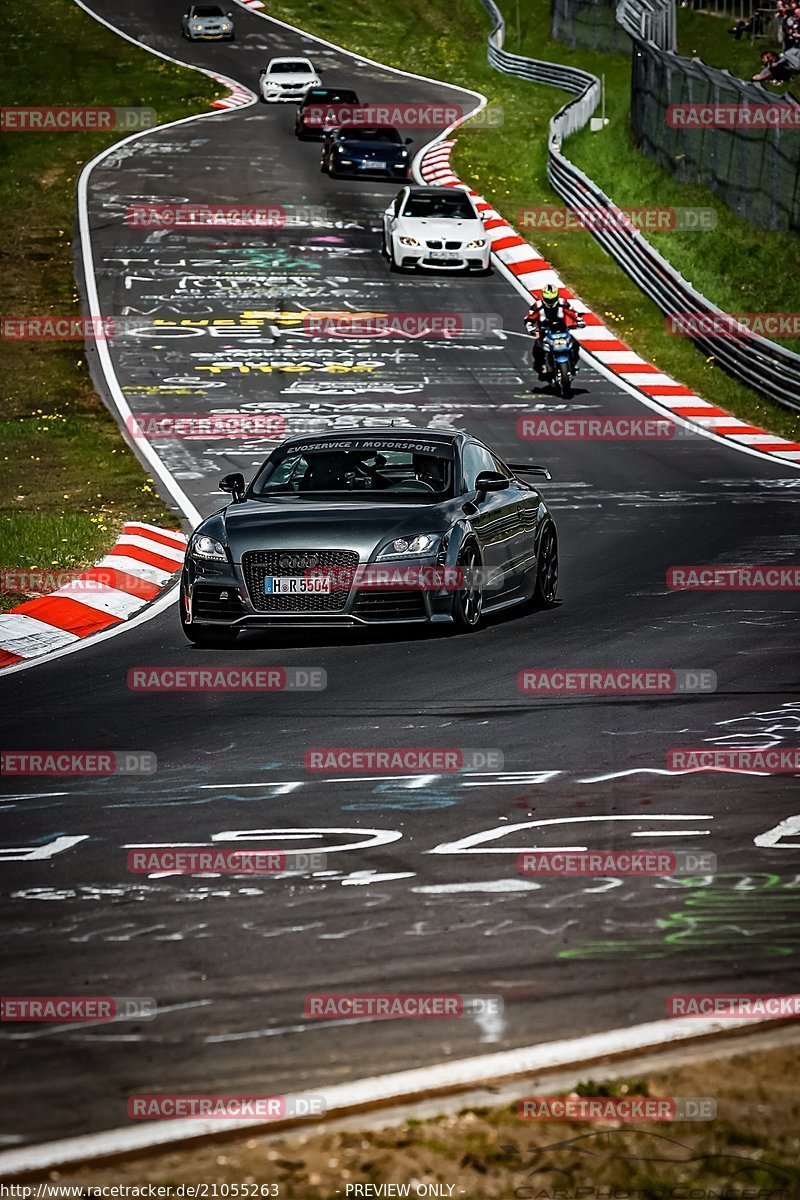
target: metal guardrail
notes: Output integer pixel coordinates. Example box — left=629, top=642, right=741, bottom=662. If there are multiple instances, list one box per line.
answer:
left=616, top=0, right=675, bottom=48
left=476, top=0, right=800, bottom=411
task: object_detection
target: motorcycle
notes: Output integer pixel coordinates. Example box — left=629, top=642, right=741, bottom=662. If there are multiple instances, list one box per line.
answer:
left=538, top=322, right=579, bottom=399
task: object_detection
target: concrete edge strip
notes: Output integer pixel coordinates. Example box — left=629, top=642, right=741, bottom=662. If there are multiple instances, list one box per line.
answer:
left=0, top=524, right=187, bottom=671
left=0, top=1015, right=776, bottom=1178
left=415, top=140, right=800, bottom=469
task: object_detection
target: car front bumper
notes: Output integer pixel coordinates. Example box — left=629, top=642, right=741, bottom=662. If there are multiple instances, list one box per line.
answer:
left=182, top=555, right=458, bottom=629
left=187, top=28, right=234, bottom=38
left=332, top=160, right=409, bottom=178
left=262, top=86, right=314, bottom=103
left=395, top=245, right=491, bottom=271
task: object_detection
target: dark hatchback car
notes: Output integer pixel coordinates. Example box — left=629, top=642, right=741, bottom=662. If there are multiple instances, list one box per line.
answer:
left=295, top=87, right=360, bottom=140
left=179, top=429, right=558, bottom=645
left=321, top=126, right=412, bottom=179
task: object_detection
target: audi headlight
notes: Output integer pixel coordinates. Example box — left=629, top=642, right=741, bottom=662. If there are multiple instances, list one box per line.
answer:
left=377, top=534, right=439, bottom=559
left=190, top=535, right=228, bottom=561
left=399, top=236, right=420, bottom=247
left=466, top=238, right=487, bottom=248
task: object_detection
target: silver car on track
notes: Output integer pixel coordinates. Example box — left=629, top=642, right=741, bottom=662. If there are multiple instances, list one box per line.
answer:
left=181, top=4, right=235, bottom=40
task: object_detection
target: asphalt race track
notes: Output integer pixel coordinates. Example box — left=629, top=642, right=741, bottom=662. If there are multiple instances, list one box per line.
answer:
left=1, top=0, right=799, bottom=1149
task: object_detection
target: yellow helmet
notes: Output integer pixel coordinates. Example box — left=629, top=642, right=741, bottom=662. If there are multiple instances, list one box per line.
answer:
left=542, top=281, right=559, bottom=302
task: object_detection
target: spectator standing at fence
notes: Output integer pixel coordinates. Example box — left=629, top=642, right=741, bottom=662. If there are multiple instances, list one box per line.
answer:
left=785, top=6, right=800, bottom=45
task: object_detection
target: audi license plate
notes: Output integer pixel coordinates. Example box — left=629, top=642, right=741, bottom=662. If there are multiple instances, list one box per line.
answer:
left=264, top=576, right=331, bottom=595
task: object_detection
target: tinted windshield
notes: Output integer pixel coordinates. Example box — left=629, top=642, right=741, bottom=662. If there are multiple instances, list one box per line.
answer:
left=343, top=127, right=402, bottom=143
left=305, top=89, right=358, bottom=104
left=402, top=192, right=476, bottom=219
left=270, top=62, right=312, bottom=74
left=251, top=442, right=455, bottom=500
left=193, top=6, right=225, bottom=14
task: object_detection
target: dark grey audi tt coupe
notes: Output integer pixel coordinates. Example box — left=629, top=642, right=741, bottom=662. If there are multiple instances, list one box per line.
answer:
left=179, top=428, right=558, bottom=645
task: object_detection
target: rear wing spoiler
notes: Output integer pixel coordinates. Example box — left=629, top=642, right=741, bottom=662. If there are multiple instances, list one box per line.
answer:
left=507, top=463, right=552, bottom=481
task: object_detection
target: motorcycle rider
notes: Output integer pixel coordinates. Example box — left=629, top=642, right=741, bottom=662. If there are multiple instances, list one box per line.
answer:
left=524, top=280, right=585, bottom=379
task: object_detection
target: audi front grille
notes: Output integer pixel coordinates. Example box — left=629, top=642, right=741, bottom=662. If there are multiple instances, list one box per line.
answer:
left=242, top=549, right=359, bottom=612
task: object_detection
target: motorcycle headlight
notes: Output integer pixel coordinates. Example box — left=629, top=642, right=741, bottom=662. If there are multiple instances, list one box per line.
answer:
left=466, top=238, right=487, bottom=248
left=190, top=535, right=228, bottom=562
left=399, top=236, right=420, bottom=247
left=377, top=534, right=439, bottom=559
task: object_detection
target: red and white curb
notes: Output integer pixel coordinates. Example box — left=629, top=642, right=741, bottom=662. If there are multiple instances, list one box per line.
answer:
left=420, top=140, right=800, bottom=464
left=238, top=0, right=266, bottom=9
left=0, top=524, right=186, bottom=672
left=212, top=83, right=255, bottom=110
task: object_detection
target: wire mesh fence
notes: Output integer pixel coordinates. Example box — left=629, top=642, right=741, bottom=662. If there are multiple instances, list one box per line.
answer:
left=626, top=35, right=800, bottom=231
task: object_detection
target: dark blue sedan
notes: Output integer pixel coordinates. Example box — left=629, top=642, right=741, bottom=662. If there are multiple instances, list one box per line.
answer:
left=320, top=126, right=412, bottom=179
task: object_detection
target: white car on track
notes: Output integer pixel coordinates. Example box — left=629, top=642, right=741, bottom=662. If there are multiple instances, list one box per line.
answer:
left=181, top=4, right=235, bottom=40
left=258, top=57, right=321, bottom=103
left=382, top=185, right=491, bottom=274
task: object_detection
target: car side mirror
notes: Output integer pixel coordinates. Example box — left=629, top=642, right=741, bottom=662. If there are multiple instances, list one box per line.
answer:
left=405, top=137, right=413, bottom=144
left=475, top=471, right=510, bottom=495
left=219, top=472, right=246, bottom=502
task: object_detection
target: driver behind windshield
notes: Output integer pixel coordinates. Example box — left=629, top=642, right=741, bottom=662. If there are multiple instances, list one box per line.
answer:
left=413, top=453, right=444, bottom=491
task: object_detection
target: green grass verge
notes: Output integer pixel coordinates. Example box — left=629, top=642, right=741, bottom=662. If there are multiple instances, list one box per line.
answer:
left=264, top=0, right=800, bottom=445
left=0, top=0, right=221, bottom=610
